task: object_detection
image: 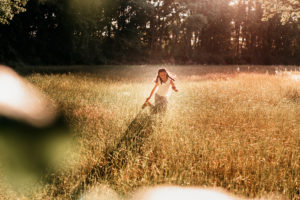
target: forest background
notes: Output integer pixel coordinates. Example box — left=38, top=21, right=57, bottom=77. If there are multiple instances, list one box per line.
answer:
left=1, top=0, right=300, bottom=67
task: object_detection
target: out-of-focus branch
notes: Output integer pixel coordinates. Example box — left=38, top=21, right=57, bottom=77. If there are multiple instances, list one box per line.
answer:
left=0, top=0, right=29, bottom=24
left=260, top=0, right=300, bottom=24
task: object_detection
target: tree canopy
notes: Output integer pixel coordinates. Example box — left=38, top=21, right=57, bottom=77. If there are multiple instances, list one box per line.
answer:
left=0, top=0, right=300, bottom=66
left=261, top=0, right=300, bottom=24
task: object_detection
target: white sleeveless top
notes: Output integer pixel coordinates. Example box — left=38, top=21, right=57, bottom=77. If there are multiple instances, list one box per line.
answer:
left=156, top=78, right=171, bottom=97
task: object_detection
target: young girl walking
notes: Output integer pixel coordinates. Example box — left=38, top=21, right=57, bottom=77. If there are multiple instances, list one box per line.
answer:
left=142, top=68, right=178, bottom=114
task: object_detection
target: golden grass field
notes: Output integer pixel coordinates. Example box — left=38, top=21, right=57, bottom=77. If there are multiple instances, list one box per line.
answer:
left=1, top=65, right=300, bottom=199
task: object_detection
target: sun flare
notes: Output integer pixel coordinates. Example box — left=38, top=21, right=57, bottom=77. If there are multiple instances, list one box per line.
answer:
left=229, top=0, right=238, bottom=6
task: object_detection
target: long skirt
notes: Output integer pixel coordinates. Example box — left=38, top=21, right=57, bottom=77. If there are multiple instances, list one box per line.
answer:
left=151, top=93, right=168, bottom=114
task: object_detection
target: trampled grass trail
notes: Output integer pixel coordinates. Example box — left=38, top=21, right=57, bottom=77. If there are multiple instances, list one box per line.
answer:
left=1, top=65, right=299, bottom=199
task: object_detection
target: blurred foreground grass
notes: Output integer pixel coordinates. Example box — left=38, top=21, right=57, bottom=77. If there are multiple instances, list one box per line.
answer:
left=1, top=65, right=299, bottom=199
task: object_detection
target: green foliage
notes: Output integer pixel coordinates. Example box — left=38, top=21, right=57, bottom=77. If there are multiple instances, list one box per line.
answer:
left=0, top=0, right=29, bottom=24
left=1, top=0, right=300, bottom=65
left=261, top=0, right=300, bottom=24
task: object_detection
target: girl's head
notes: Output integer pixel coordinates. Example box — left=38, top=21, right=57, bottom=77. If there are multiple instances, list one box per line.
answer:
left=155, top=68, right=175, bottom=84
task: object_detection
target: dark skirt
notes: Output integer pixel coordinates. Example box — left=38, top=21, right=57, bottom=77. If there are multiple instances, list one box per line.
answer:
left=152, top=93, right=168, bottom=114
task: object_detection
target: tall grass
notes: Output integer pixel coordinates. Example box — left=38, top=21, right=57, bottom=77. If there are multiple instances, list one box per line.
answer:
left=2, top=66, right=299, bottom=199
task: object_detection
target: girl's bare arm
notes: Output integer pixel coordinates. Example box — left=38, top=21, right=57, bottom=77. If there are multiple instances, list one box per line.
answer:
left=170, top=80, right=178, bottom=92
left=146, top=83, right=159, bottom=102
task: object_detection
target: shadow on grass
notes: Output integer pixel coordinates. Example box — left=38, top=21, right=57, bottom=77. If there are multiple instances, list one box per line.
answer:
left=72, top=111, right=156, bottom=199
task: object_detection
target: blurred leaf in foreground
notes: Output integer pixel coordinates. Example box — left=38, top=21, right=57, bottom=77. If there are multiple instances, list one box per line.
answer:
left=0, top=65, right=76, bottom=195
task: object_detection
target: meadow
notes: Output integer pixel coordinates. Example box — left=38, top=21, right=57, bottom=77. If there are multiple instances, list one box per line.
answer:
left=2, top=65, right=299, bottom=199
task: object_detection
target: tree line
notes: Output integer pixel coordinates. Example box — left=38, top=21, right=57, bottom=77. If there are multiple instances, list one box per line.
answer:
left=0, top=0, right=299, bottom=66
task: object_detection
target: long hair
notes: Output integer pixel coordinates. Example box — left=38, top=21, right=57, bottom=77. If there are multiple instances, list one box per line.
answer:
left=154, top=68, right=175, bottom=84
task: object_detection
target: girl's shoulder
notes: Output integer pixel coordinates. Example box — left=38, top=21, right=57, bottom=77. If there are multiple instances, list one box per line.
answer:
left=167, top=78, right=172, bottom=84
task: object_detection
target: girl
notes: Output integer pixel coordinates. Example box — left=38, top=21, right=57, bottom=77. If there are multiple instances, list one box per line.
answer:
left=142, top=68, right=178, bottom=114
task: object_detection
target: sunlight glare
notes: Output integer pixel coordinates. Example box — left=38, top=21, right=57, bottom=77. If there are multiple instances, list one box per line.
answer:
left=291, top=74, right=300, bottom=81
left=229, top=0, right=238, bottom=6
